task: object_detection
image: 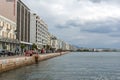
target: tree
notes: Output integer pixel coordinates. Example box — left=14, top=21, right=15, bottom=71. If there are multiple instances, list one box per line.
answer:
left=32, top=43, right=37, bottom=50
left=46, top=45, right=51, bottom=50
left=20, top=44, right=26, bottom=52
left=43, top=45, right=52, bottom=53
left=42, top=45, right=46, bottom=49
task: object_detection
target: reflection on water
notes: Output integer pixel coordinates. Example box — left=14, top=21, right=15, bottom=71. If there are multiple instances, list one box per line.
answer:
left=0, top=52, right=120, bottom=80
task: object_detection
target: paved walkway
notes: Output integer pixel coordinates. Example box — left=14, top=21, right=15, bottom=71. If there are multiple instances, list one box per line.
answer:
left=0, top=55, right=25, bottom=60
left=0, top=53, right=53, bottom=60
left=0, top=52, right=65, bottom=60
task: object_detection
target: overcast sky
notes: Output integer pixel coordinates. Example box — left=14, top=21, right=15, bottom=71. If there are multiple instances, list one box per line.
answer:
left=22, top=0, right=120, bottom=48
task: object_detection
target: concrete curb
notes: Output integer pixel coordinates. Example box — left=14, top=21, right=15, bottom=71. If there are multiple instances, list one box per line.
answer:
left=0, top=52, right=69, bottom=73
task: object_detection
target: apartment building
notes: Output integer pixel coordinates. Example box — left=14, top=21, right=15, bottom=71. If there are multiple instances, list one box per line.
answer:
left=30, top=13, right=48, bottom=49
left=0, top=0, right=31, bottom=50
left=0, top=0, right=19, bottom=50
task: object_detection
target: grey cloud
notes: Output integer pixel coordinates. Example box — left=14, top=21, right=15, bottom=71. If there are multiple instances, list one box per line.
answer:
left=109, top=34, right=120, bottom=37
left=76, top=0, right=102, bottom=3
left=55, top=19, right=82, bottom=29
left=55, top=18, right=120, bottom=34
left=76, top=0, right=80, bottom=2
left=89, top=0, right=102, bottom=3
left=55, top=24, right=68, bottom=29
left=76, top=0, right=106, bottom=4
left=81, top=20, right=120, bottom=34
left=82, top=27, right=113, bottom=33
left=66, top=20, right=82, bottom=27
left=89, top=0, right=120, bottom=3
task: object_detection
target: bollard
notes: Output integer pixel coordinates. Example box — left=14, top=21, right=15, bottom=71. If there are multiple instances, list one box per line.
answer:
left=34, top=54, right=39, bottom=64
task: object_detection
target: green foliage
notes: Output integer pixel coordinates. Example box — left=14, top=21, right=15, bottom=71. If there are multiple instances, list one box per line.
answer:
left=32, top=43, right=37, bottom=50
left=43, top=45, right=51, bottom=50
left=20, top=44, right=25, bottom=49
left=20, top=44, right=26, bottom=52
left=43, top=45, right=46, bottom=48
left=46, top=45, right=51, bottom=50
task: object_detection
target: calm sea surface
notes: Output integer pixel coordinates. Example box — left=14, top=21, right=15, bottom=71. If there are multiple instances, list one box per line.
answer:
left=0, top=52, right=120, bottom=80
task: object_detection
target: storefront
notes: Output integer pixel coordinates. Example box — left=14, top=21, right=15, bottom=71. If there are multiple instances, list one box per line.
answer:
left=0, top=38, right=19, bottom=51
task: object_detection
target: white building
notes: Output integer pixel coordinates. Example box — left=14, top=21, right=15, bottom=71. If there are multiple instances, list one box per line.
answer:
left=47, top=32, right=51, bottom=46
left=40, top=19, right=48, bottom=46
left=0, top=15, right=18, bottom=50
left=50, top=34, right=77, bottom=51
left=50, top=35, right=58, bottom=50
left=30, top=13, right=36, bottom=44
left=57, top=39, right=62, bottom=50
left=30, top=13, right=48, bottom=49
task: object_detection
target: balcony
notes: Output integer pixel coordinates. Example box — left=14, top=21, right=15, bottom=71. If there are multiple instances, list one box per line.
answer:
left=6, top=28, right=11, bottom=32
left=0, top=37, right=19, bottom=43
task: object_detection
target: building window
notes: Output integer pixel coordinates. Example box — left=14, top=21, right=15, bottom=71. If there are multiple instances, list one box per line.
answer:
left=12, top=34, right=14, bottom=39
left=2, top=31, right=4, bottom=37
left=4, top=22, right=7, bottom=28
left=10, top=33, right=12, bottom=39
left=5, top=32, right=7, bottom=38
left=0, top=21, right=3, bottom=27
left=7, top=24, right=11, bottom=30
left=14, top=35, right=16, bottom=39
left=2, top=31, right=7, bottom=38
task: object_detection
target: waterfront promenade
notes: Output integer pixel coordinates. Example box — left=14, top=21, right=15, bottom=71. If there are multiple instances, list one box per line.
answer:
left=1, top=52, right=120, bottom=80
left=0, top=55, right=24, bottom=60
left=0, top=52, right=69, bottom=73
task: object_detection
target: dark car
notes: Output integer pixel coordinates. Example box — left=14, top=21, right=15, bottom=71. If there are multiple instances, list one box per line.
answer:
left=0, top=49, right=3, bottom=56
left=0, top=49, right=8, bottom=57
left=7, top=51, right=15, bottom=56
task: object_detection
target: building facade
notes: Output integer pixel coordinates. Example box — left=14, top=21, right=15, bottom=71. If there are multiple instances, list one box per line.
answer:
left=0, top=0, right=17, bottom=22
left=39, top=19, right=48, bottom=46
left=30, top=13, right=48, bottom=49
left=17, top=0, right=30, bottom=45
left=50, top=34, right=59, bottom=51
left=0, top=15, right=18, bottom=50
left=0, top=0, right=19, bottom=50
left=47, top=32, right=51, bottom=46
left=0, top=0, right=31, bottom=51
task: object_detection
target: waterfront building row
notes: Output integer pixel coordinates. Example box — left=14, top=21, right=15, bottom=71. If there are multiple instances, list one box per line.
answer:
left=0, top=0, right=76, bottom=51
left=50, top=34, right=77, bottom=51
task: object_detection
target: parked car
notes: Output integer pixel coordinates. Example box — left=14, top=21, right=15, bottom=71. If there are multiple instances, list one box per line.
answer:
left=7, top=51, right=15, bottom=56
left=25, top=50, right=38, bottom=56
left=0, top=49, right=3, bottom=56
left=25, top=50, right=33, bottom=56
left=0, top=49, right=8, bottom=56
left=15, top=51, right=21, bottom=55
